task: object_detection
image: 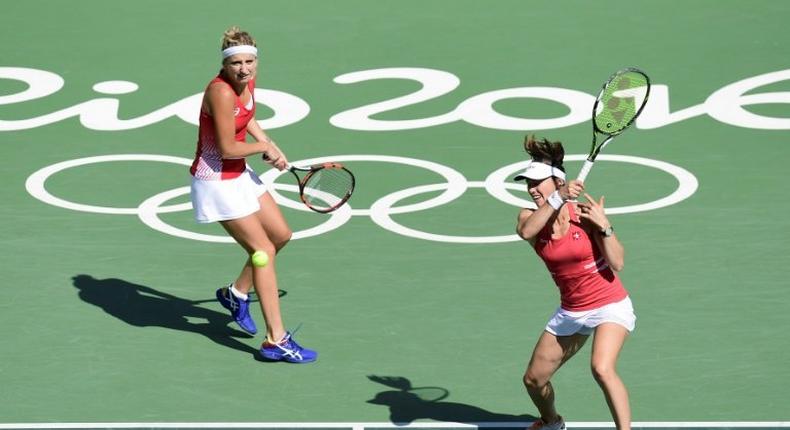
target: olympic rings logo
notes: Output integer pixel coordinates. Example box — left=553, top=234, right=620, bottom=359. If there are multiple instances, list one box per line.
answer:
left=25, top=154, right=698, bottom=244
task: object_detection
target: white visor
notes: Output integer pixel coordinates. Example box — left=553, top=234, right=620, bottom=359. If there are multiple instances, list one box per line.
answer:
left=513, top=161, right=566, bottom=181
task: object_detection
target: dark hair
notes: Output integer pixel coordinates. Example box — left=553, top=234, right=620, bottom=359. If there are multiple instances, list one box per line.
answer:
left=523, top=134, right=565, bottom=173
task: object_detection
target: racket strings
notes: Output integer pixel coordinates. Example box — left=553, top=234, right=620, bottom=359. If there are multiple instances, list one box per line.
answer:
left=302, top=167, right=354, bottom=210
left=595, top=71, right=649, bottom=134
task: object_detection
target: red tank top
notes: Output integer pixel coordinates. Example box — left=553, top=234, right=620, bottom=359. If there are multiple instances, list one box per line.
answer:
left=190, top=74, right=256, bottom=180
left=533, top=204, right=627, bottom=311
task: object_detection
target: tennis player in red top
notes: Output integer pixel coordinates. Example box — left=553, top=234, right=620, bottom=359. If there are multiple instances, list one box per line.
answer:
left=515, top=135, right=636, bottom=430
left=189, top=26, right=316, bottom=363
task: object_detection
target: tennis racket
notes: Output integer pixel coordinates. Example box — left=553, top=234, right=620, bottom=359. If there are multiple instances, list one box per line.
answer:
left=577, top=67, right=651, bottom=182
left=285, top=162, right=355, bottom=213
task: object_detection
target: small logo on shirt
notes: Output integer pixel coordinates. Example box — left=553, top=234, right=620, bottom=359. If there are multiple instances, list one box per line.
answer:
left=233, top=107, right=241, bottom=117
left=573, top=231, right=581, bottom=240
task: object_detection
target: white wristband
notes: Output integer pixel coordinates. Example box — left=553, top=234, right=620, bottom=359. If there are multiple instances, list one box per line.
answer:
left=547, top=190, right=565, bottom=210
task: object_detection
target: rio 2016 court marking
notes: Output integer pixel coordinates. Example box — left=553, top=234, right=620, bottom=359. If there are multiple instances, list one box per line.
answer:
left=3, top=67, right=790, bottom=132
left=25, top=153, right=698, bottom=244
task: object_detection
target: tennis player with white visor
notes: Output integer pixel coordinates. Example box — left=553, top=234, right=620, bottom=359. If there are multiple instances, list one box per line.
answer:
left=513, top=135, right=637, bottom=430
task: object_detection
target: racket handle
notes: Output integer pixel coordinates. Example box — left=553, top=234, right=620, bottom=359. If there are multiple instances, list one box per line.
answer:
left=262, top=152, right=293, bottom=171
left=577, top=159, right=594, bottom=183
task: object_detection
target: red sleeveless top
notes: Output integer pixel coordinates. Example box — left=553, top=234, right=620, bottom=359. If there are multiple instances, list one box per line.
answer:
left=533, top=204, right=628, bottom=311
left=190, top=74, right=256, bottom=180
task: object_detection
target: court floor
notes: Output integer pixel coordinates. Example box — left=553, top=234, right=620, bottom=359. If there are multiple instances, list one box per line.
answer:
left=1, top=0, right=789, bottom=426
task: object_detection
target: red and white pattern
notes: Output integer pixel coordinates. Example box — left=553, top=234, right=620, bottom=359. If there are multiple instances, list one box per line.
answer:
left=190, top=74, right=256, bottom=180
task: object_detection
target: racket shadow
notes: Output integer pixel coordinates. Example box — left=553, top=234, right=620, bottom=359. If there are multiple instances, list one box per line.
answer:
left=189, top=288, right=287, bottom=305
left=71, top=274, right=259, bottom=357
left=367, top=375, right=536, bottom=425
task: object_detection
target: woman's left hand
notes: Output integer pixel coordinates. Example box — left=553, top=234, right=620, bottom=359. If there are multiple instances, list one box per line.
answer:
left=262, top=142, right=288, bottom=171
left=577, top=193, right=610, bottom=230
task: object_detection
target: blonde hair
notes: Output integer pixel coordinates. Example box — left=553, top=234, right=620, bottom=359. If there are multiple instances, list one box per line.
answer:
left=221, top=26, right=257, bottom=51
left=523, top=134, right=565, bottom=172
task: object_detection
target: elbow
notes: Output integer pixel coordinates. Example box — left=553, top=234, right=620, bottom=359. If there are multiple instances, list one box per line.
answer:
left=516, top=226, right=535, bottom=242
left=218, top=149, right=237, bottom=159
left=216, top=141, right=237, bottom=159
left=217, top=145, right=233, bottom=159
left=610, top=260, right=624, bottom=272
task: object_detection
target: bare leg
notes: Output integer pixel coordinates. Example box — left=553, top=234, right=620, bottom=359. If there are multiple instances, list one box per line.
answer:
left=220, top=193, right=291, bottom=342
left=591, top=323, right=631, bottom=430
left=231, top=193, right=291, bottom=296
left=524, top=331, right=588, bottom=422
left=231, top=258, right=254, bottom=294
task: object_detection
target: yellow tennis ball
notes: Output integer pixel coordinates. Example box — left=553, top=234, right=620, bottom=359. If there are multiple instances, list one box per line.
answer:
left=251, top=251, right=269, bottom=268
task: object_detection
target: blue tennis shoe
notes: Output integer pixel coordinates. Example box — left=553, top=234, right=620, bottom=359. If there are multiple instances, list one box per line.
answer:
left=260, top=332, right=317, bottom=363
left=216, top=286, right=257, bottom=335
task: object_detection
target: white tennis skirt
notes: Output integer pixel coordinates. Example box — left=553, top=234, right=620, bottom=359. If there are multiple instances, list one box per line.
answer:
left=545, top=296, right=636, bottom=336
left=190, top=166, right=267, bottom=224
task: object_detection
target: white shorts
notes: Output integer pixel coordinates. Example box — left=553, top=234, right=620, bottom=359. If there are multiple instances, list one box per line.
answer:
left=190, top=166, right=267, bottom=223
left=545, top=296, right=636, bottom=336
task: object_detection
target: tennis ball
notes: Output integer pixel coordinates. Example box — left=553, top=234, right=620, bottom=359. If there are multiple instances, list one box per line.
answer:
left=251, top=251, right=269, bottom=268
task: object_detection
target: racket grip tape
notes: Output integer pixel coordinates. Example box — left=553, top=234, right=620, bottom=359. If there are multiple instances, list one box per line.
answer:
left=577, top=159, right=594, bottom=182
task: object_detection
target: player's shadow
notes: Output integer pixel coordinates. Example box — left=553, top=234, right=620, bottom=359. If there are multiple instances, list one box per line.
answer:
left=71, top=274, right=284, bottom=359
left=367, top=375, right=536, bottom=425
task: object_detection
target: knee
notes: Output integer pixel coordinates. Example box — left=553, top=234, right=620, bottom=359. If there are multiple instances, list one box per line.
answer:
left=523, top=370, right=548, bottom=390
left=590, top=361, right=617, bottom=384
left=250, top=243, right=277, bottom=263
left=273, top=229, right=292, bottom=252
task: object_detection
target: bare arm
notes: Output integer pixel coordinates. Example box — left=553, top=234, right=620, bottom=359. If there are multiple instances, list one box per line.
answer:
left=516, top=205, right=556, bottom=242
left=205, top=83, right=277, bottom=160
left=246, top=118, right=287, bottom=170
left=516, top=179, right=585, bottom=241
left=577, top=193, right=625, bottom=271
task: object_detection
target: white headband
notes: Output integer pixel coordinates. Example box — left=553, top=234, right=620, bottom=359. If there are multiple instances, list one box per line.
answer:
left=513, top=161, right=566, bottom=181
left=222, top=45, right=258, bottom=60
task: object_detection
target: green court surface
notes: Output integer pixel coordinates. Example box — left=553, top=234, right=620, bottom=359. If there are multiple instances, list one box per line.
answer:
left=1, top=0, right=789, bottom=426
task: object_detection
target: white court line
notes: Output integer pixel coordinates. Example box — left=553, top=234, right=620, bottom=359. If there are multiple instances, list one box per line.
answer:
left=0, top=423, right=789, bottom=429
